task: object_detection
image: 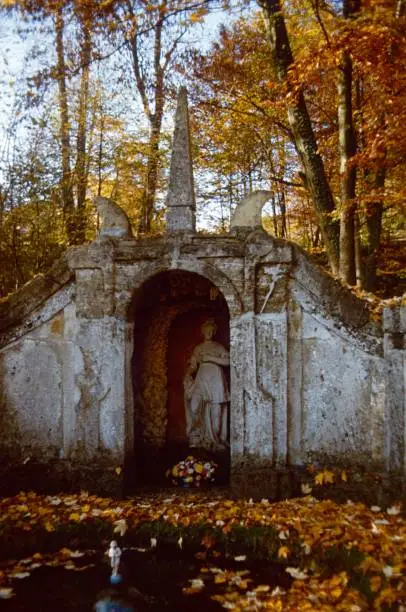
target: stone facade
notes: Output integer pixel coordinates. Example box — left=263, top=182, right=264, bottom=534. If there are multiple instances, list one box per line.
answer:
left=0, top=90, right=404, bottom=497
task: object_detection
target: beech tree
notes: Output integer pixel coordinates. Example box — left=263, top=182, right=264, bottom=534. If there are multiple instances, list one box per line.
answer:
left=188, top=0, right=405, bottom=288
left=258, top=0, right=340, bottom=275
left=108, top=0, right=215, bottom=234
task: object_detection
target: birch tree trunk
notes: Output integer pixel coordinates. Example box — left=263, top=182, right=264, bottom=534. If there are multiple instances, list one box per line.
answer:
left=128, top=5, right=167, bottom=234
left=55, top=6, right=75, bottom=243
left=74, top=19, right=92, bottom=244
left=338, top=49, right=357, bottom=285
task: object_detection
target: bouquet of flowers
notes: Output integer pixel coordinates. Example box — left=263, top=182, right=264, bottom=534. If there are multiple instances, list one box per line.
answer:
left=166, top=456, right=217, bottom=487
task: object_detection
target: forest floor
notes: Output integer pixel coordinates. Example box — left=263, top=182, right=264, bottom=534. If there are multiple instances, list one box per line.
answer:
left=0, top=482, right=405, bottom=611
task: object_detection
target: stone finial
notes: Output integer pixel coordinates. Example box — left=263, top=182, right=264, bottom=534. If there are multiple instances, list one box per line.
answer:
left=230, top=190, right=273, bottom=232
left=95, top=196, right=134, bottom=239
left=166, top=87, right=196, bottom=233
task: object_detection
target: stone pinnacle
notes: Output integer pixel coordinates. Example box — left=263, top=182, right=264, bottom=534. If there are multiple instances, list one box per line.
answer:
left=166, top=87, right=196, bottom=233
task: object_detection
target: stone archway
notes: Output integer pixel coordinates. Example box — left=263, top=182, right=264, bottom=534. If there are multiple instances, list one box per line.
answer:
left=129, top=269, right=230, bottom=486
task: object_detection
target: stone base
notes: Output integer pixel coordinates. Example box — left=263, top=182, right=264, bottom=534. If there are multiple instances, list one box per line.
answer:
left=0, top=459, right=124, bottom=498
left=166, top=206, right=196, bottom=232
left=231, top=466, right=406, bottom=507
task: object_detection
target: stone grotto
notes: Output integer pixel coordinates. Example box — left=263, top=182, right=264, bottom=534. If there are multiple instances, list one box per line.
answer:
left=0, top=89, right=404, bottom=498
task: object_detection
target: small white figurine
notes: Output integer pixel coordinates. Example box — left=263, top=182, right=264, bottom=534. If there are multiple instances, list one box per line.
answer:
left=107, top=540, right=122, bottom=576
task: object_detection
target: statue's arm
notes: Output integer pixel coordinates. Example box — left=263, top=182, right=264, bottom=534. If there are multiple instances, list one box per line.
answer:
left=187, top=352, right=199, bottom=373
left=202, top=346, right=229, bottom=366
left=205, top=355, right=229, bottom=366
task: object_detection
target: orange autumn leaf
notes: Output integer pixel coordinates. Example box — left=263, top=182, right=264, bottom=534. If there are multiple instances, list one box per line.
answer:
left=314, top=470, right=335, bottom=486
left=370, top=575, right=382, bottom=592
left=278, top=546, right=289, bottom=559
left=44, top=521, right=55, bottom=532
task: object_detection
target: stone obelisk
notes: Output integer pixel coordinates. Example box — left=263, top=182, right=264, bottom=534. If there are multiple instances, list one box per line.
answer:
left=165, top=87, right=196, bottom=233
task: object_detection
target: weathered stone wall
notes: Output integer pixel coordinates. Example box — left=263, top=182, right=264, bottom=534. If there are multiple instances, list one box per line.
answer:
left=0, top=230, right=404, bottom=496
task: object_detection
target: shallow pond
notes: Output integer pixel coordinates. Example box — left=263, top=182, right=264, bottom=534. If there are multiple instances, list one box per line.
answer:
left=1, top=548, right=290, bottom=611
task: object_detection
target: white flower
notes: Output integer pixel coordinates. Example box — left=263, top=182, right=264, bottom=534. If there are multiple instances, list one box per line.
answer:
left=382, top=566, right=393, bottom=578
left=178, top=536, right=183, bottom=549
left=150, top=537, right=157, bottom=548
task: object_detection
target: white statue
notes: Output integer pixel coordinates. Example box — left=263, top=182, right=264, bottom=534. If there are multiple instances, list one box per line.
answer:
left=107, top=540, right=122, bottom=576
left=184, top=319, right=229, bottom=451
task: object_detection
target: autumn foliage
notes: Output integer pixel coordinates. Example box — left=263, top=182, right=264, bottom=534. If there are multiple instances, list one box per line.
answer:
left=0, top=488, right=405, bottom=609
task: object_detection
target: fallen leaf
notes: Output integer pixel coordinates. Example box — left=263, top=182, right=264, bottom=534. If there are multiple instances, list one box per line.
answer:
left=286, top=567, right=308, bottom=580
left=10, top=571, right=30, bottom=579
left=44, top=521, right=55, bottom=532
left=387, top=504, right=401, bottom=516
left=278, top=546, right=289, bottom=559
left=254, top=584, right=270, bottom=592
left=113, top=519, right=128, bottom=537
left=189, top=578, right=205, bottom=589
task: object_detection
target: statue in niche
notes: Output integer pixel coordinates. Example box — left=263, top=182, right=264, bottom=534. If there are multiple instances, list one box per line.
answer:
left=184, top=318, right=229, bottom=451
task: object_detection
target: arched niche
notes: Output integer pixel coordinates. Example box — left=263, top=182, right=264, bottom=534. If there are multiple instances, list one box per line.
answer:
left=129, top=269, right=230, bottom=486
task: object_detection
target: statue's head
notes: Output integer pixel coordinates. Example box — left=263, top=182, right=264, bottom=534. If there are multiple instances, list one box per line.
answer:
left=201, top=318, right=217, bottom=340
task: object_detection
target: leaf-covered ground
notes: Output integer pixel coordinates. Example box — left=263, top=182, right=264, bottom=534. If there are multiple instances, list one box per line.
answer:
left=0, top=490, right=405, bottom=610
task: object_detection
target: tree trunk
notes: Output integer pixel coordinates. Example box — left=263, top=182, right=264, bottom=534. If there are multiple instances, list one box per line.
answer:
left=129, top=10, right=166, bottom=234
left=364, top=167, right=386, bottom=291
left=354, top=211, right=364, bottom=287
left=259, top=0, right=339, bottom=275
left=138, top=121, right=162, bottom=233
left=279, top=188, right=287, bottom=237
left=338, top=49, right=357, bottom=285
left=74, top=19, right=92, bottom=244
left=396, top=0, right=405, bottom=18
left=55, top=6, right=75, bottom=243
left=361, top=0, right=401, bottom=290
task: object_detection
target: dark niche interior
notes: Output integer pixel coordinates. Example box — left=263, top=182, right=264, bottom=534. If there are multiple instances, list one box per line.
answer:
left=130, top=270, right=230, bottom=488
